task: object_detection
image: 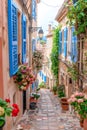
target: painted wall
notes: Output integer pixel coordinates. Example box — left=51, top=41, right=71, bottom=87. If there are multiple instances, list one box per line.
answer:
left=0, top=0, right=31, bottom=129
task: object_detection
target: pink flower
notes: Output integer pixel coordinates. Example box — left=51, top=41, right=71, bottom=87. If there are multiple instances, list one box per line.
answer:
left=77, top=99, right=83, bottom=103
left=74, top=92, right=84, bottom=97
left=71, top=97, right=77, bottom=102
left=68, top=98, right=72, bottom=103
left=71, top=94, right=75, bottom=98
left=74, top=91, right=79, bottom=96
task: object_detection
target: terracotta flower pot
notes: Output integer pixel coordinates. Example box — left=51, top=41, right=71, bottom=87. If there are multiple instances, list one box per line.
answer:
left=83, top=118, right=87, bottom=130
left=80, top=120, right=84, bottom=128
left=60, top=97, right=69, bottom=111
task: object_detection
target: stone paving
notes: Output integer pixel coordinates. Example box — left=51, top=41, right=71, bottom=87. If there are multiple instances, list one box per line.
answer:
left=15, top=89, right=83, bottom=130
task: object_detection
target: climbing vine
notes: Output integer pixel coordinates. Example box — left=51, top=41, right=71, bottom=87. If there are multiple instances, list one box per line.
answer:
left=50, top=27, right=60, bottom=80
left=66, top=0, right=87, bottom=36
left=67, top=63, right=78, bottom=81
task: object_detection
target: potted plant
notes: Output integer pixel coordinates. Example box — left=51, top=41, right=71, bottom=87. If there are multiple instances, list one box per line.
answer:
left=57, top=85, right=69, bottom=111
left=68, top=91, right=87, bottom=129
left=13, top=64, right=36, bottom=91
left=0, top=98, right=19, bottom=128
left=32, top=93, right=40, bottom=100
left=58, top=85, right=65, bottom=98
left=53, top=86, right=57, bottom=95
left=36, top=87, right=40, bottom=92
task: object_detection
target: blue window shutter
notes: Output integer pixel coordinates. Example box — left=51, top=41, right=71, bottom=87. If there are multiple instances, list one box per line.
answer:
left=73, top=35, right=77, bottom=62
left=22, top=14, right=26, bottom=63
left=64, top=27, right=68, bottom=57
left=40, top=71, right=42, bottom=77
left=71, top=26, right=77, bottom=62
left=71, top=26, right=74, bottom=62
left=32, top=39, right=36, bottom=52
left=64, top=42, right=67, bottom=57
left=32, top=83, right=35, bottom=90
left=39, top=71, right=41, bottom=76
left=32, top=0, right=36, bottom=20
left=8, top=0, right=18, bottom=77
left=59, top=31, right=62, bottom=54
left=44, top=76, right=46, bottom=83
left=42, top=73, right=43, bottom=80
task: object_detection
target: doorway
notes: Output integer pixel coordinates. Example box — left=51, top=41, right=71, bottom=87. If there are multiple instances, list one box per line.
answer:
left=23, top=91, right=26, bottom=113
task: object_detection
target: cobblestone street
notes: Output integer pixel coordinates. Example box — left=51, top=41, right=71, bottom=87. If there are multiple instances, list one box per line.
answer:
left=15, top=89, right=83, bottom=130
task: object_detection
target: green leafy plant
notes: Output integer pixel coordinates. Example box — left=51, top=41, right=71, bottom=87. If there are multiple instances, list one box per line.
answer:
left=53, top=86, right=57, bottom=93
left=58, top=85, right=65, bottom=98
left=67, top=63, right=78, bottom=81
left=66, top=0, right=87, bottom=36
left=68, top=91, right=87, bottom=119
left=40, top=40, right=46, bottom=45
left=58, top=91, right=65, bottom=98
left=32, top=93, right=40, bottom=100
left=36, top=87, right=40, bottom=91
left=39, top=82, right=46, bottom=88
left=50, top=26, right=60, bottom=82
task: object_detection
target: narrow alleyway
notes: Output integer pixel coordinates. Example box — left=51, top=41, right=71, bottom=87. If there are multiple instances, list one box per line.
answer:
left=16, top=89, right=82, bottom=130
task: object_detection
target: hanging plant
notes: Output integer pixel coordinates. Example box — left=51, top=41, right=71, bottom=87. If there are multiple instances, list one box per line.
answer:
left=32, top=51, right=43, bottom=71
left=13, top=64, right=36, bottom=91
left=0, top=98, right=19, bottom=128
left=66, top=0, right=87, bottom=37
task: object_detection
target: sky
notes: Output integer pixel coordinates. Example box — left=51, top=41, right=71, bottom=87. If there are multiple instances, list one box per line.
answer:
left=37, top=0, right=64, bottom=34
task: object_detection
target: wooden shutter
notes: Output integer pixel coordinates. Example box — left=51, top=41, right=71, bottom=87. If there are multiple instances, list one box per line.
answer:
left=8, top=0, right=18, bottom=77
left=22, top=14, right=26, bottom=63
left=59, top=31, right=62, bottom=54
left=64, top=27, right=68, bottom=57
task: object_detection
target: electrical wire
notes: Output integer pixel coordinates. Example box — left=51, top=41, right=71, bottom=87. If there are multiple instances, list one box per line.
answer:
left=41, top=0, right=62, bottom=8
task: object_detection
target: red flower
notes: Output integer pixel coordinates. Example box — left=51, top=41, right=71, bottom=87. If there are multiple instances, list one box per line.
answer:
left=12, top=104, right=18, bottom=109
left=12, top=104, right=19, bottom=117
left=12, top=108, right=19, bottom=117
left=5, top=98, right=10, bottom=103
